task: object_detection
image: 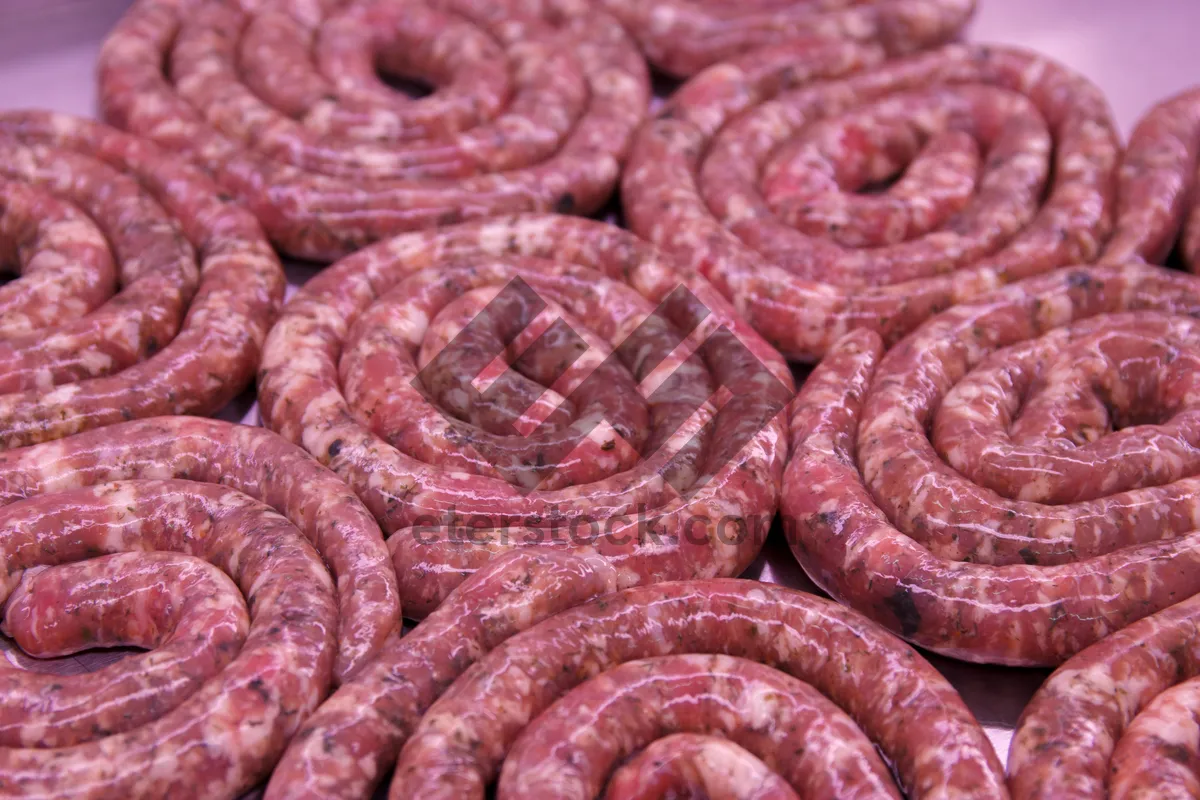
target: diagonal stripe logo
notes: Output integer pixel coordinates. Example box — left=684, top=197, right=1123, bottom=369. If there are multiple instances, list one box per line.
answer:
left=414, top=277, right=792, bottom=497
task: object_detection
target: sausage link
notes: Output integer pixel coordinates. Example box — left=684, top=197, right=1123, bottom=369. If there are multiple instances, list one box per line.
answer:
left=1100, top=86, right=1200, bottom=270
left=384, top=579, right=1005, bottom=798
left=604, top=734, right=800, bottom=800
left=98, top=0, right=650, bottom=261
left=782, top=262, right=1200, bottom=665
left=0, top=480, right=333, bottom=798
left=258, top=214, right=791, bottom=618
left=623, top=42, right=1119, bottom=361
left=269, top=559, right=1000, bottom=798
left=598, top=0, right=975, bottom=77
left=0, top=552, right=248, bottom=749
left=1110, top=678, right=1200, bottom=799
left=0, top=181, right=114, bottom=339
left=0, top=416, right=398, bottom=682
left=266, top=550, right=621, bottom=799
left=0, top=110, right=283, bottom=447
left=1007, top=593, right=1200, bottom=799
left=498, top=654, right=897, bottom=799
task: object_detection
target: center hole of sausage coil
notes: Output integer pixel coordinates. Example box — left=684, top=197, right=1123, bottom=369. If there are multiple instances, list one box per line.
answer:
left=377, top=65, right=434, bottom=99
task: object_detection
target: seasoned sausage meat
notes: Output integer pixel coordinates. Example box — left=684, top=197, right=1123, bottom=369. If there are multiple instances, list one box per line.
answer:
left=784, top=262, right=1200, bottom=665
left=598, top=0, right=975, bottom=77
left=1009, top=591, right=1200, bottom=799
left=624, top=42, right=1119, bottom=361
left=1101, top=86, right=1200, bottom=271
left=0, top=417, right=397, bottom=683
left=98, top=0, right=650, bottom=261
left=258, top=214, right=792, bottom=618
left=267, top=551, right=1006, bottom=799
left=0, top=110, right=283, bottom=448
left=0, top=417, right=399, bottom=797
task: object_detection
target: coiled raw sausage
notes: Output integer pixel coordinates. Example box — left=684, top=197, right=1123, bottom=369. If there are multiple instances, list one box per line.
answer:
left=1, top=552, right=249, bottom=750
left=783, top=262, right=1200, bottom=665
left=0, top=110, right=283, bottom=448
left=98, top=0, right=650, bottom=261
left=267, top=550, right=619, bottom=798
left=623, top=42, right=1119, bottom=361
left=1008, top=592, right=1200, bottom=799
left=598, top=0, right=975, bottom=77
left=258, top=214, right=791, bottom=618
left=0, top=417, right=399, bottom=796
left=267, top=550, right=1006, bottom=798
left=1101, top=86, right=1200, bottom=270
left=0, top=417, right=397, bottom=683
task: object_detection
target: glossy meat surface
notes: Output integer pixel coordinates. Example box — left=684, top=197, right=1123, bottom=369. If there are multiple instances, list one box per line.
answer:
left=624, top=42, right=1119, bottom=361
left=599, top=0, right=975, bottom=77
left=259, top=214, right=792, bottom=618
left=784, top=262, right=1200, bottom=665
left=0, top=110, right=284, bottom=447
left=269, top=552, right=1005, bottom=798
left=1010, top=592, right=1200, bottom=798
left=98, top=0, right=650, bottom=260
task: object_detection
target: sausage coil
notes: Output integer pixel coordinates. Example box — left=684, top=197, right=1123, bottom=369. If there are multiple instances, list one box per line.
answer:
left=0, top=417, right=400, bottom=796
left=783, top=262, right=1200, bottom=665
left=268, top=550, right=1006, bottom=799
left=0, top=417, right=397, bottom=687
left=0, top=110, right=282, bottom=448
left=1009, top=592, right=1200, bottom=799
left=623, top=42, right=1119, bottom=361
left=98, top=0, right=650, bottom=261
left=258, top=214, right=791, bottom=618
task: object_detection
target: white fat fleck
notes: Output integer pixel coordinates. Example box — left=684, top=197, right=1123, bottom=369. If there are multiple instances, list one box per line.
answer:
left=648, top=4, right=678, bottom=34
left=512, top=217, right=557, bottom=249
left=475, top=222, right=517, bottom=255
left=1016, top=471, right=1055, bottom=503
left=721, top=194, right=756, bottom=225
left=592, top=70, right=641, bottom=97
left=20, top=721, right=49, bottom=748
left=104, top=483, right=145, bottom=546
left=743, top=585, right=770, bottom=604
left=77, top=349, right=116, bottom=376
left=1019, top=57, right=1049, bottom=92
left=42, top=113, right=79, bottom=141
left=278, top=345, right=332, bottom=379
left=37, top=383, right=83, bottom=407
